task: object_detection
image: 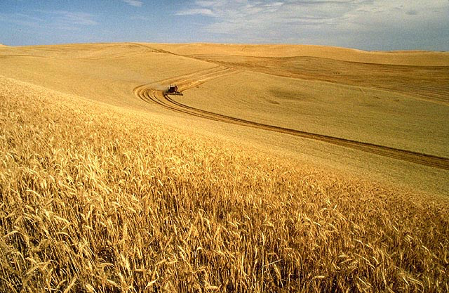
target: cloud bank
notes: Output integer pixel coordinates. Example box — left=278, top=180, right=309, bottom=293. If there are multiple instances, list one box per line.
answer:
left=176, top=0, right=449, bottom=50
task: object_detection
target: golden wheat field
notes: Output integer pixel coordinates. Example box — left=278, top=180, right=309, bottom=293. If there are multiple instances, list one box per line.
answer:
left=0, top=43, right=448, bottom=292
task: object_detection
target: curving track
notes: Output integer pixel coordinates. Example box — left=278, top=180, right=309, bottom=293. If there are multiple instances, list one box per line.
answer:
left=134, top=66, right=449, bottom=170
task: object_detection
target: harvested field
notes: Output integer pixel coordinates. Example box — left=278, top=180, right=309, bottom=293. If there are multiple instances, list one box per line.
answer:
left=0, top=43, right=448, bottom=292
left=134, top=67, right=448, bottom=170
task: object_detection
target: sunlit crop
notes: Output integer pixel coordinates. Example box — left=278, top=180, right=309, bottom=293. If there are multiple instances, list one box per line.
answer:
left=0, top=76, right=447, bottom=292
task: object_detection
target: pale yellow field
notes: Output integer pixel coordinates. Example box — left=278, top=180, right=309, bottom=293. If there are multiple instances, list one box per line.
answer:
left=0, top=43, right=448, bottom=292
left=176, top=71, right=448, bottom=156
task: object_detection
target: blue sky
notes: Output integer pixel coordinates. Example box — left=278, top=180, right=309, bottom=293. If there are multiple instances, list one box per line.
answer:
left=0, top=0, right=448, bottom=51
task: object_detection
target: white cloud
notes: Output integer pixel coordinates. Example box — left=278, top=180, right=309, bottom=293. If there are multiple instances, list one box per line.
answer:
left=36, top=10, right=98, bottom=26
left=51, top=11, right=98, bottom=26
left=175, top=0, right=449, bottom=50
left=0, top=12, right=44, bottom=28
left=122, top=0, right=143, bottom=7
left=176, top=8, right=216, bottom=17
left=0, top=10, right=98, bottom=31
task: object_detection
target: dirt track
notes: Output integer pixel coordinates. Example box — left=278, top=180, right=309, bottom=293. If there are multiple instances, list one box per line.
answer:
left=134, top=67, right=449, bottom=170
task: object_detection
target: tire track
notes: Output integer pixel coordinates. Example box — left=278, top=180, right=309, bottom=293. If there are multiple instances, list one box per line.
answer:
left=134, top=67, right=449, bottom=170
left=143, top=66, right=233, bottom=90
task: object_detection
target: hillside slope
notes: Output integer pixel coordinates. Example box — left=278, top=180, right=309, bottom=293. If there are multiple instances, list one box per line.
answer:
left=0, top=75, right=448, bottom=292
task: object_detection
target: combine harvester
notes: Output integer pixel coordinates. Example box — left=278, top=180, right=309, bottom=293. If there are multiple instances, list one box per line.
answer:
left=166, top=84, right=183, bottom=96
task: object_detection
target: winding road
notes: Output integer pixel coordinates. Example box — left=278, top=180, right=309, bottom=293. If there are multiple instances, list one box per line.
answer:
left=134, top=66, right=449, bottom=170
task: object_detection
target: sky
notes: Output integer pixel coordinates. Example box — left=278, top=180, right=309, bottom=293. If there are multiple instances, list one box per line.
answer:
left=0, top=0, right=448, bottom=51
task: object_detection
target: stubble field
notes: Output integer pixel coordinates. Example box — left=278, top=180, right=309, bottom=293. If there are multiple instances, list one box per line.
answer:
left=0, top=43, right=448, bottom=292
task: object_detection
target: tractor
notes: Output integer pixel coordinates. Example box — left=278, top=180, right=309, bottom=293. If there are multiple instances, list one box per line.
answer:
left=166, top=84, right=183, bottom=95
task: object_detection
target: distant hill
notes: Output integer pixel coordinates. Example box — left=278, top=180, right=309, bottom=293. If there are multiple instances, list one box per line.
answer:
left=147, top=43, right=449, bottom=67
